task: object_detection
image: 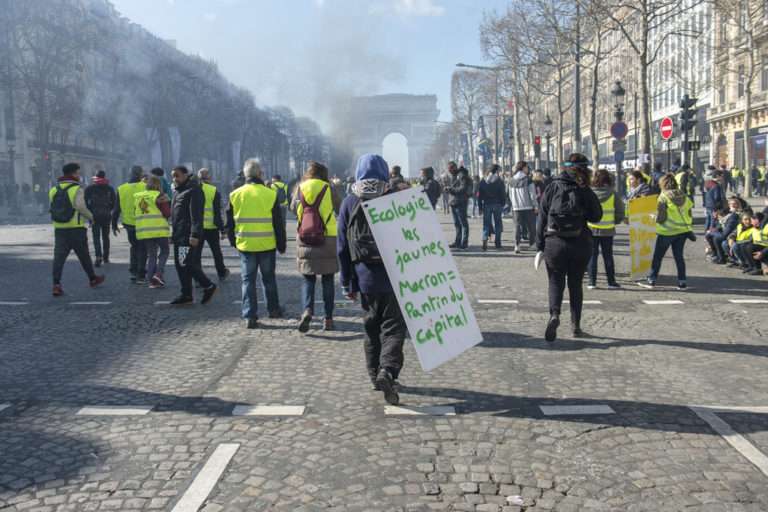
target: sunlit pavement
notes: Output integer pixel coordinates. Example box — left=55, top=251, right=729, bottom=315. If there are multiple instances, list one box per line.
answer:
left=1, top=216, right=767, bottom=512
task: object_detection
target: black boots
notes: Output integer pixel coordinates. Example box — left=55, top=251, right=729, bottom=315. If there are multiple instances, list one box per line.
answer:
left=545, top=315, right=560, bottom=342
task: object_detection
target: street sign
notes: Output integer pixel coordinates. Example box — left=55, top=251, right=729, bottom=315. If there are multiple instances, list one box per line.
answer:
left=612, top=139, right=627, bottom=152
left=610, top=121, right=629, bottom=140
left=614, top=150, right=625, bottom=162
left=660, top=117, right=674, bottom=141
left=687, top=140, right=701, bottom=152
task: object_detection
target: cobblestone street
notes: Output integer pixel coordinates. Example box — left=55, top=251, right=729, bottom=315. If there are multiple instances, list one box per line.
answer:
left=1, top=215, right=767, bottom=512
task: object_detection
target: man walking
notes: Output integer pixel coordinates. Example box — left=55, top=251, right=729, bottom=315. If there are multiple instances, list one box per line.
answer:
left=50, top=163, right=105, bottom=296
left=227, top=159, right=286, bottom=328
left=446, top=161, right=472, bottom=249
left=169, top=166, right=217, bottom=305
left=198, top=168, right=229, bottom=280
left=84, top=170, right=116, bottom=267
left=508, top=161, right=538, bottom=254
left=478, top=164, right=506, bottom=251
left=112, top=166, right=147, bottom=283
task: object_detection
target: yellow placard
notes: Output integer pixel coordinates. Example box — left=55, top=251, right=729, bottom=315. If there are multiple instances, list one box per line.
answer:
left=628, top=194, right=658, bottom=280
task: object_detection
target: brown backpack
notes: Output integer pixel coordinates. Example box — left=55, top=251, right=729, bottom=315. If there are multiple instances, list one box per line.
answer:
left=297, top=185, right=331, bottom=246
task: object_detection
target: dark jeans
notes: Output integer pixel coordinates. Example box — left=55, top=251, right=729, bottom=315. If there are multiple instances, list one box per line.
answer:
left=53, top=228, right=96, bottom=285
left=125, top=225, right=147, bottom=278
left=482, top=203, right=503, bottom=246
left=648, top=233, right=687, bottom=283
left=202, top=229, right=228, bottom=277
left=704, top=208, right=714, bottom=233
left=362, top=292, right=407, bottom=380
left=544, top=234, right=591, bottom=326
left=451, top=203, right=469, bottom=247
left=302, top=274, right=335, bottom=319
left=145, top=238, right=170, bottom=277
left=239, top=250, right=280, bottom=319
left=174, top=242, right=213, bottom=298
left=706, top=232, right=727, bottom=262
left=513, top=209, right=537, bottom=246
left=733, top=242, right=756, bottom=268
left=587, top=236, right=617, bottom=285
left=91, top=222, right=110, bottom=260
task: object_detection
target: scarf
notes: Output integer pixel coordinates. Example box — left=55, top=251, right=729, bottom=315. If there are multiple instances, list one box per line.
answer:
left=353, top=179, right=387, bottom=200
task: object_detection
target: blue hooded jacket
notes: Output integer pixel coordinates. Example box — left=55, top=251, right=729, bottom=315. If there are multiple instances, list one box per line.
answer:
left=337, top=154, right=393, bottom=295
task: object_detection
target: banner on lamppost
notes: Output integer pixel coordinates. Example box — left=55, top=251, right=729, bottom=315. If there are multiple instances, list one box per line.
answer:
left=362, top=189, right=483, bottom=372
left=628, top=194, right=659, bottom=280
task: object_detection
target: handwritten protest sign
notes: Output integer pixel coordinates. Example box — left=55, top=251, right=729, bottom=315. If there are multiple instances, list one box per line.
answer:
left=629, top=194, right=658, bottom=280
left=362, top=189, right=483, bottom=371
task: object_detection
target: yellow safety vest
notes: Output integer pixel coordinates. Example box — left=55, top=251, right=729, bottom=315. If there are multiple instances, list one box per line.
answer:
left=118, top=181, right=146, bottom=226
left=736, top=224, right=755, bottom=243
left=588, top=194, right=616, bottom=231
left=732, top=168, right=742, bottom=178
left=296, top=178, right=337, bottom=237
left=49, top=183, right=85, bottom=229
left=656, top=195, right=693, bottom=236
left=134, top=190, right=169, bottom=240
left=752, top=224, right=768, bottom=247
left=229, top=183, right=277, bottom=252
left=271, top=181, right=289, bottom=207
left=201, top=182, right=217, bottom=230
left=759, top=167, right=767, bottom=181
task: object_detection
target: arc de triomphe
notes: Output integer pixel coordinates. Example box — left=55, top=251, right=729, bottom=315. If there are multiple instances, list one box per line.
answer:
left=346, top=94, right=439, bottom=177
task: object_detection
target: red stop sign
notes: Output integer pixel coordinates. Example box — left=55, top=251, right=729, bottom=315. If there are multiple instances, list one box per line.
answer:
left=660, top=117, right=674, bottom=140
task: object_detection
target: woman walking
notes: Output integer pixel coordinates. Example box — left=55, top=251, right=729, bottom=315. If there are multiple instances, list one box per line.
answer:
left=639, top=174, right=694, bottom=290
left=134, top=175, right=171, bottom=288
left=292, top=161, right=339, bottom=332
left=587, top=169, right=624, bottom=289
left=536, top=153, right=602, bottom=342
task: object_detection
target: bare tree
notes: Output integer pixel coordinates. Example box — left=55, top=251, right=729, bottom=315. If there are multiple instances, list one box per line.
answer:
left=451, top=70, right=490, bottom=175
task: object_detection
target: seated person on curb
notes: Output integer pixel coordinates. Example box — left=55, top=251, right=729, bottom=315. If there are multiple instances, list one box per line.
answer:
left=728, top=211, right=755, bottom=269
left=705, top=207, right=730, bottom=262
left=736, top=212, right=768, bottom=276
left=752, top=212, right=768, bottom=275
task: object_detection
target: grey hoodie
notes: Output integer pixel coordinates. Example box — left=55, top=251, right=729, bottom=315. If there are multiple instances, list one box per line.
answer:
left=590, top=187, right=625, bottom=237
left=507, top=171, right=537, bottom=211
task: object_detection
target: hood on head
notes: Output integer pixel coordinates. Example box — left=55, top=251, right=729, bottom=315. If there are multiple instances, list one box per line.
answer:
left=355, top=154, right=389, bottom=183
left=485, top=173, right=501, bottom=184
left=592, top=186, right=614, bottom=201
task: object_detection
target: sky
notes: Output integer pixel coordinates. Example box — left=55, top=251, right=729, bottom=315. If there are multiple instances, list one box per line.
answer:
left=109, top=0, right=510, bottom=130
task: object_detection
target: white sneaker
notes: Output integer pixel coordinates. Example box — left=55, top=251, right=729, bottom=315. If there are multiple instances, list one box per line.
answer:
left=587, top=284, right=597, bottom=290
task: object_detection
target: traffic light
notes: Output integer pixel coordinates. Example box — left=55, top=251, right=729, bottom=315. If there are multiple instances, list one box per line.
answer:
left=533, top=136, right=541, bottom=158
left=680, top=95, right=697, bottom=133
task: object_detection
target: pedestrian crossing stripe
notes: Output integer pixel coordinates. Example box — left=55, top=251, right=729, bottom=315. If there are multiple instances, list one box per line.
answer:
left=69, top=301, right=112, bottom=305
left=76, top=406, right=153, bottom=416
left=0, top=301, right=29, bottom=306
left=564, top=300, right=603, bottom=305
left=540, top=405, right=615, bottom=416
left=729, top=299, right=768, bottom=304
left=642, top=300, right=684, bottom=305
left=231, top=405, right=305, bottom=416
left=478, top=299, right=519, bottom=304
left=384, top=406, right=457, bottom=416
left=171, top=443, right=239, bottom=512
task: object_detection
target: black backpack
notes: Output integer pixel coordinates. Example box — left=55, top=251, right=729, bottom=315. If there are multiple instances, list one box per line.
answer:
left=50, top=184, right=78, bottom=223
left=347, top=199, right=381, bottom=264
left=547, top=181, right=584, bottom=238
left=87, top=186, right=113, bottom=224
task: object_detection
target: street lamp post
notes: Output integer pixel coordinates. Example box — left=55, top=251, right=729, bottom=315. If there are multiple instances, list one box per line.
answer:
left=544, top=113, right=553, bottom=171
left=611, top=80, right=626, bottom=197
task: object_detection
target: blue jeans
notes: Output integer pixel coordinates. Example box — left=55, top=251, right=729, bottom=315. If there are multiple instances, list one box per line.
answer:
left=704, top=208, right=714, bottom=233
left=302, top=274, right=335, bottom=319
left=239, top=250, right=280, bottom=319
left=482, top=203, right=503, bottom=246
left=451, top=203, right=469, bottom=247
left=648, top=234, right=687, bottom=283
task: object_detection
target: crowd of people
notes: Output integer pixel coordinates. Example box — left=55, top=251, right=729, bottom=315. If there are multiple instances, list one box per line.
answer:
left=44, top=152, right=768, bottom=404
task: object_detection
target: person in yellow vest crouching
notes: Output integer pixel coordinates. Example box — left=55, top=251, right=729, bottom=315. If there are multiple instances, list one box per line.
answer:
left=134, top=175, right=171, bottom=289
left=639, top=174, right=694, bottom=290
left=50, top=163, right=105, bottom=296
left=226, top=159, right=287, bottom=329
left=587, top=169, right=625, bottom=289
left=291, top=162, right=339, bottom=333
left=112, top=166, right=147, bottom=283
left=749, top=211, right=768, bottom=274
left=197, top=168, right=229, bottom=280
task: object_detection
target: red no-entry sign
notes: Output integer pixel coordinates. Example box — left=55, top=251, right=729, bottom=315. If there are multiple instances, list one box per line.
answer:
left=660, top=117, right=674, bottom=140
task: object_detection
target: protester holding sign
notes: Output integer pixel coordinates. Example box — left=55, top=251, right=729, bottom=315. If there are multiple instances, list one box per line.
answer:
left=337, top=154, right=407, bottom=406
left=536, top=153, right=602, bottom=342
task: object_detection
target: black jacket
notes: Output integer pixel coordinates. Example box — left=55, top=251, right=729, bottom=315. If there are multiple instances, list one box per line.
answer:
left=171, top=177, right=205, bottom=244
left=536, top=172, right=602, bottom=251
left=225, top=179, right=287, bottom=254
left=421, top=177, right=442, bottom=208
left=447, top=169, right=473, bottom=206
left=84, top=182, right=116, bottom=225
left=477, top=173, right=506, bottom=208
left=211, top=188, right=224, bottom=231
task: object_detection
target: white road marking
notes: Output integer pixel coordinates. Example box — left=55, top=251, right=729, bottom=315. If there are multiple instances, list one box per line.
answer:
left=729, top=299, right=768, bottom=304
left=564, top=300, right=603, bottom=305
left=478, top=299, right=519, bottom=304
left=540, top=405, right=615, bottom=416
left=171, top=443, right=240, bottom=512
left=0, top=403, right=10, bottom=413
left=384, top=405, right=456, bottom=416
left=76, top=406, right=153, bottom=416
left=691, top=405, right=768, bottom=414
left=0, top=301, right=29, bottom=306
left=69, top=301, right=112, bottom=306
left=154, top=301, right=171, bottom=305
left=641, top=300, right=684, bottom=305
left=231, top=405, right=305, bottom=416
left=232, top=300, right=242, bottom=304
left=690, top=407, right=768, bottom=478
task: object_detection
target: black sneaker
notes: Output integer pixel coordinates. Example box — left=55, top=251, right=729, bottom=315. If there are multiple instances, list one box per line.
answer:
left=170, top=295, right=193, bottom=306
left=637, top=279, right=655, bottom=289
left=201, top=284, right=217, bottom=305
left=298, top=310, right=312, bottom=333
left=246, top=318, right=259, bottom=329
left=375, top=369, right=399, bottom=405
left=545, top=315, right=560, bottom=343
left=677, top=282, right=688, bottom=291
left=94, top=257, right=102, bottom=268
left=219, top=269, right=231, bottom=281
left=572, top=326, right=585, bottom=338
left=448, top=243, right=459, bottom=249
left=482, top=240, right=488, bottom=252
